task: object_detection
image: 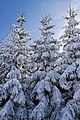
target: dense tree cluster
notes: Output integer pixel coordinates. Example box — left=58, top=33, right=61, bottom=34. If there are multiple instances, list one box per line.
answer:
left=0, top=6, right=80, bottom=120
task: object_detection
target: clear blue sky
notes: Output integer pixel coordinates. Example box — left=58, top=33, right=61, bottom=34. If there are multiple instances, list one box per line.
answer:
left=0, top=0, right=80, bottom=43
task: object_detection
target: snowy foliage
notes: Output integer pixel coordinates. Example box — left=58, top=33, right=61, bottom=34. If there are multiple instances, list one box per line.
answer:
left=27, top=15, right=59, bottom=76
left=1, top=6, right=80, bottom=120
left=5, top=12, right=31, bottom=81
left=0, top=79, right=27, bottom=120
left=50, top=6, right=80, bottom=120
left=26, top=15, right=61, bottom=120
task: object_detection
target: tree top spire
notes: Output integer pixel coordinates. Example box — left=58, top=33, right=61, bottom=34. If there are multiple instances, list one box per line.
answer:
left=17, top=11, right=26, bottom=26
left=65, top=5, right=77, bottom=20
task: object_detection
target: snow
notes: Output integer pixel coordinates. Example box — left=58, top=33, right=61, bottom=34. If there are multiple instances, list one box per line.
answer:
left=0, top=79, right=26, bottom=120
left=0, top=100, right=15, bottom=120
left=73, top=89, right=80, bottom=101
left=41, top=51, right=50, bottom=59
left=50, top=86, right=62, bottom=109
left=30, top=96, right=49, bottom=120
left=0, top=6, right=80, bottom=120
left=6, top=66, right=22, bottom=81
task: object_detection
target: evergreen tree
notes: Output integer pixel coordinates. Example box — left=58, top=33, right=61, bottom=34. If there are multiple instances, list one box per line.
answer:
left=0, top=13, right=31, bottom=120
left=28, top=15, right=59, bottom=73
left=5, top=12, right=31, bottom=81
left=27, top=15, right=61, bottom=120
left=51, top=6, right=80, bottom=120
left=58, top=6, right=80, bottom=90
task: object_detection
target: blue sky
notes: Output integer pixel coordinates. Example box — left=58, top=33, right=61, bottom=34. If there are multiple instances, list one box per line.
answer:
left=0, top=0, right=80, bottom=43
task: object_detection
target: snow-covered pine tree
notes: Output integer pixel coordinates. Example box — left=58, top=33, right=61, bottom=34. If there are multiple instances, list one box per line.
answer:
left=28, top=15, right=59, bottom=73
left=5, top=12, right=31, bottom=81
left=51, top=6, right=80, bottom=120
left=27, top=15, right=62, bottom=120
left=58, top=6, right=80, bottom=91
left=0, top=13, right=32, bottom=120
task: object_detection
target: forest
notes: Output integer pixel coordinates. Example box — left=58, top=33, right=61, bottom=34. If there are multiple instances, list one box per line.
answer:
left=0, top=6, right=80, bottom=120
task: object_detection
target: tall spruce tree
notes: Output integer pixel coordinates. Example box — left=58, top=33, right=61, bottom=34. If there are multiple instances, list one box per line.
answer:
left=5, top=12, right=31, bottom=81
left=27, top=15, right=61, bottom=120
left=51, top=6, right=80, bottom=120
left=0, top=13, right=31, bottom=120
left=28, top=15, right=59, bottom=73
